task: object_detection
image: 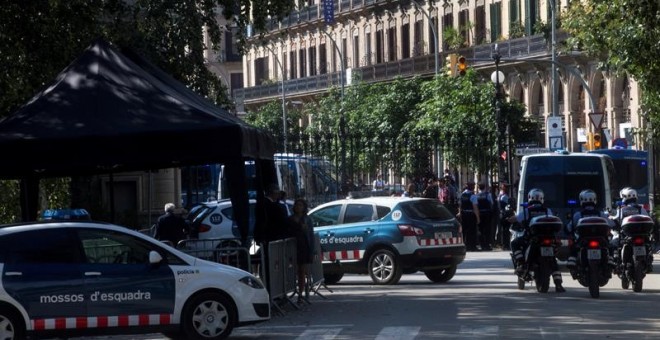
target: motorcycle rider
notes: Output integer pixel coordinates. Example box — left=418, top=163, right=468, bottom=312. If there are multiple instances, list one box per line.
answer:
left=507, top=188, right=566, bottom=292
left=566, top=189, right=615, bottom=271
left=608, top=187, right=652, bottom=271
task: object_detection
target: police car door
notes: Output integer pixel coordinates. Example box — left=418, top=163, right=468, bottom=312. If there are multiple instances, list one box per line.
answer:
left=319, top=203, right=376, bottom=264
left=77, top=229, right=176, bottom=318
left=1, top=228, right=86, bottom=322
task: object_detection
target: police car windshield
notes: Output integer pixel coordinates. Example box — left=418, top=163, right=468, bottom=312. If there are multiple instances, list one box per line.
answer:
left=399, top=200, right=455, bottom=220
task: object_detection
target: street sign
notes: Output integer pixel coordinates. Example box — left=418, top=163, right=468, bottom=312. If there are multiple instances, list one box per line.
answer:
left=515, top=147, right=550, bottom=156
left=589, top=112, right=604, bottom=129
left=549, top=136, right=563, bottom=151
left=547, top=117, right=562, bottom=137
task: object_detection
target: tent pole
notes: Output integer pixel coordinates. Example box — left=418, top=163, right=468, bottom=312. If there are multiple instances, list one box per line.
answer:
left=109, top=172, right=115, bottom=223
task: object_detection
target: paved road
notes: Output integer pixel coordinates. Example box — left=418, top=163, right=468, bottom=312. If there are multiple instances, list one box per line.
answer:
left=69, top=250, right=660, bottom=339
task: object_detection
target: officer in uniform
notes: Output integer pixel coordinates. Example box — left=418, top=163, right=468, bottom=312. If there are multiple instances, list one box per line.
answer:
left=566, top=189, right=615, bottom=270
left=476, top=183, right=494, bottom=251
left=457, top=182, right=479, bottom=251
left=508, top=188, right=566, bottom=292
left=609, top=187, right=652, bottom=270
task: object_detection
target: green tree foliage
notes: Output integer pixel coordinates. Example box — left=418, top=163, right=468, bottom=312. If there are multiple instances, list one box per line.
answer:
left=562, top=0, right=660, bottom=138
left=0, top=0, right=295, bottom=118
left=0, top=0, right=295, bottom=222
left=243, top=99, right=303, bottom=152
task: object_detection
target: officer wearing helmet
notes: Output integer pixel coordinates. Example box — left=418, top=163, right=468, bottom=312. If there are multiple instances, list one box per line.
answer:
left=566, top=189, right=614, bottom=270
left=610, top=187, right=649, bottom=225
left=507, top=188, right=566, bottom=292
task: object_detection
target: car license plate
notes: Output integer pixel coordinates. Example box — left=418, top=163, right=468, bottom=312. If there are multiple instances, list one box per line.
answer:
left=633, top=246, right=646, bottom=256
left=435, top=232, right=452, bottom=240
left=540, top=247, right=554, bottom=257
left=587, top=249, right=601, bottom=260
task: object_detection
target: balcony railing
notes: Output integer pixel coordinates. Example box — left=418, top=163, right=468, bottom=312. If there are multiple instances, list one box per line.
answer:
left=234, top=33, right=562, bottom=105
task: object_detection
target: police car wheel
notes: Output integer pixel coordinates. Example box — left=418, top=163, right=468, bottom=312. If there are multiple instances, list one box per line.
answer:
left=181, top=292, right=236, bottom=340
left=423, top=265, right=457, bottom=283
left=0, top=306, right=25, bottom=340
left=368, top=249, right=403, bottom=285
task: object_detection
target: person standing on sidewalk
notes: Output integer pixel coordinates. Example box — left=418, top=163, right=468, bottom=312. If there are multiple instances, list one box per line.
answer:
left=457, top=182, right=479, bottom=251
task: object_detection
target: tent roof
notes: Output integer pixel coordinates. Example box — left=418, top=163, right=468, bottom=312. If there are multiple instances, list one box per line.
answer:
left=0, top=38, right=274, bottom=179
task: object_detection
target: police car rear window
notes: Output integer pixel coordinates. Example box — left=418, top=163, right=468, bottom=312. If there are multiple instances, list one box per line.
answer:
left=399, top=200, right=454, bottom=220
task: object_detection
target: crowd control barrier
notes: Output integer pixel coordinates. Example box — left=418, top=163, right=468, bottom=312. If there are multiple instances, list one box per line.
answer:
left=177, top=238, right=252, bottom=273
left=309, top=234, right=332, bottom=297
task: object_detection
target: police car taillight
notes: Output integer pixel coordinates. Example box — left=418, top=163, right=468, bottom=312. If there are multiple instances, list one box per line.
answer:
left=398, top=224, right=423, bottom=236
left=198, top=224, right=212, bottom=233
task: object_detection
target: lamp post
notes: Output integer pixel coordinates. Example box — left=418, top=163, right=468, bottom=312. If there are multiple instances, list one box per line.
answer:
left=411, top=0, right=438, bottom=75
left=265, top=44, right=287, bottom=153
left=491, top=44, right=510, bottom=189
left=320, top=27, right=347, bottom=191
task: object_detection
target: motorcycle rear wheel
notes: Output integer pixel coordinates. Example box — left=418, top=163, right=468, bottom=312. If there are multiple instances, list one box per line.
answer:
left=588, top=262, right=600, bottom=298
left=535, top=263, right=551, bottom=293
left=633, top=263, right=644, bottom=292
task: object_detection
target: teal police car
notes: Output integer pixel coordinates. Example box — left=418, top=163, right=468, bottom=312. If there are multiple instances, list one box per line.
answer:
left=309, top=197, right=466, bottom=285
left=0, top=221, right=269, bottom=340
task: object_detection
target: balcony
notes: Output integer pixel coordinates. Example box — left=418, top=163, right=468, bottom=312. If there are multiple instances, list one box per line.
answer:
left=234, top=33, right=565, bottom=107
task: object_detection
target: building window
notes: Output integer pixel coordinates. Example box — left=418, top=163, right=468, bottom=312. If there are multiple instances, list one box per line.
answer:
left=376, top=28, right=384, bottom=63
left=413, top=20, right=423, bottom=56
left=353, top=33, right=359, bottom=68
left=429, top=16, right=437, bottom=54
left=442, top=13, right=453, bottom=50
left=459, top=9, right=469, bottom=46
left=401, top=22, right=410, bottom=59
left=387, top=26, right=397, bottom=61
left=230, top=73, right=243, bottom=95
left=309, top=46, right=317, bottom=76
left=289, top=50, right=297, bottom=79
left=365, top=32, right=372, bottom=65
left=299, top=48, right=307, bottom=78
left=254, top=57, right=267, bottom=85
left=525, top=0, right=539, bottom=36
left=475, top=5, right=486, bottom=44
left=342, top=37, right=348, bottom=69
left=490, top=2, right=502, bottom=42
left=224, top=29, right=241, bottom=62
left=320, top=43, right=327, bottom=74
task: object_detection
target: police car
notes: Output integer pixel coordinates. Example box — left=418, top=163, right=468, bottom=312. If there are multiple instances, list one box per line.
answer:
left=0, top=221, right=269, bottom=340
left=309, top=197, right=465, bottom=285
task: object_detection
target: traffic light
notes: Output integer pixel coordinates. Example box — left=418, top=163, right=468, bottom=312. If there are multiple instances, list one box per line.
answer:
left=593, top=132, right=602, bottom=149
left=445, top=53, right=457, bottom=77
left=586, top=132, right=594, bottom=151
left=457, top=56, right=468, bottom=76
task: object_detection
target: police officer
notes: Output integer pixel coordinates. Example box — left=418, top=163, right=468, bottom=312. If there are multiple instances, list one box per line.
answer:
left=508, top=188, right=566, bottom=292
left=476, top=183, right=494, bottom=251
left=497, top=182, right=511, bottom=250
left=608, top=187, right=652, bottom=270
left=566, top=189, right=614, bottom=269
left=457, top=182, right=479, bottom=251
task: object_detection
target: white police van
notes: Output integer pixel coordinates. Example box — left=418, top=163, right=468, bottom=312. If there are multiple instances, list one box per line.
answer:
left=0, top=221, right=270, bottom=339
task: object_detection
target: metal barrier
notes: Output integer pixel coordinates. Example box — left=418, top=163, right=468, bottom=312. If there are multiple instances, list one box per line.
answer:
left=175, top=236, right=330, bottom=315
left=177, top=238, right=251, bottom=273
left=308, top=234, right=332, bottom=298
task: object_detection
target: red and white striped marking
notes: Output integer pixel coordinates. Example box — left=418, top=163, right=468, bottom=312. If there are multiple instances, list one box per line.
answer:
left=418, top=237, right=463, bottom=246
left=32, top=314, right=174, bottom=331
left=322, top=249, right=364, bottom=262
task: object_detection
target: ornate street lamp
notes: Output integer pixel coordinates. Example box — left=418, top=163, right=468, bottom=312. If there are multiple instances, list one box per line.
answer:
left=491, top=44, right=510, bottom=189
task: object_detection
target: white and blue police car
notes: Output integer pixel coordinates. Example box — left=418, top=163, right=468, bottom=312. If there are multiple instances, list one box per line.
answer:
left=0, top=221, right=270, bottom=340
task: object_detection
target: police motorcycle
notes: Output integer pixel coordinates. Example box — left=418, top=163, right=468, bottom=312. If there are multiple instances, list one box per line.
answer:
left=613, top=214, right=655, bottom=292
left=509, top=205, right=564, bottom=293
left=570, top=216, right=613, bottom=298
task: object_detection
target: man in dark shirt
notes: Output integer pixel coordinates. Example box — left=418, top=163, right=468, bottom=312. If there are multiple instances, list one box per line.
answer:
left=154, top=203, right=188, bottom=246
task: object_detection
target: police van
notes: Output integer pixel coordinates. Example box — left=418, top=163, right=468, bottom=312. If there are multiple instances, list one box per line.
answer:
left=516, top=151, right=614, bottom=260
left=0, top=221, right=270, bottom=339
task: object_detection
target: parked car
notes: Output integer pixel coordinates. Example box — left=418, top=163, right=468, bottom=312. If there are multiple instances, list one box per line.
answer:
left=0, top=221, right=269, bottom=340
left=308, top=197, right=466, bottom=285
left=185, top=198, right=293, bottom=251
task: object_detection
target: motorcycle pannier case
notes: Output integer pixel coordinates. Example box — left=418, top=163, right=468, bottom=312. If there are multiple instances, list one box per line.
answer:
left=621, top=215, right=654, bottom=236
left=575, top=217, right=611, bottom=238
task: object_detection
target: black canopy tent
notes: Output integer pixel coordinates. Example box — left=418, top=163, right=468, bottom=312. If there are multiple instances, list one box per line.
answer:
left=0, top=38, right=277, bottom=244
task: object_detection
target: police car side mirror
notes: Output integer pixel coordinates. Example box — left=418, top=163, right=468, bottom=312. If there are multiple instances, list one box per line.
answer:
left=149, top=251, right=164, bottom=264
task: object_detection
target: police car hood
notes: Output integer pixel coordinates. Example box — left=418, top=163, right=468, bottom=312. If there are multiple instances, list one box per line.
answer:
left=190, top=257, right=250, bottom=276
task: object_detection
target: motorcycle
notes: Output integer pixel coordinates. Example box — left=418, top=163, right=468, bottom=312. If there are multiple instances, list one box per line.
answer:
left=570, top=216, right=613, bottom=298
left=510, top=215, right=563, bottom=293
left=614, top=214, right=654, bottom=292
